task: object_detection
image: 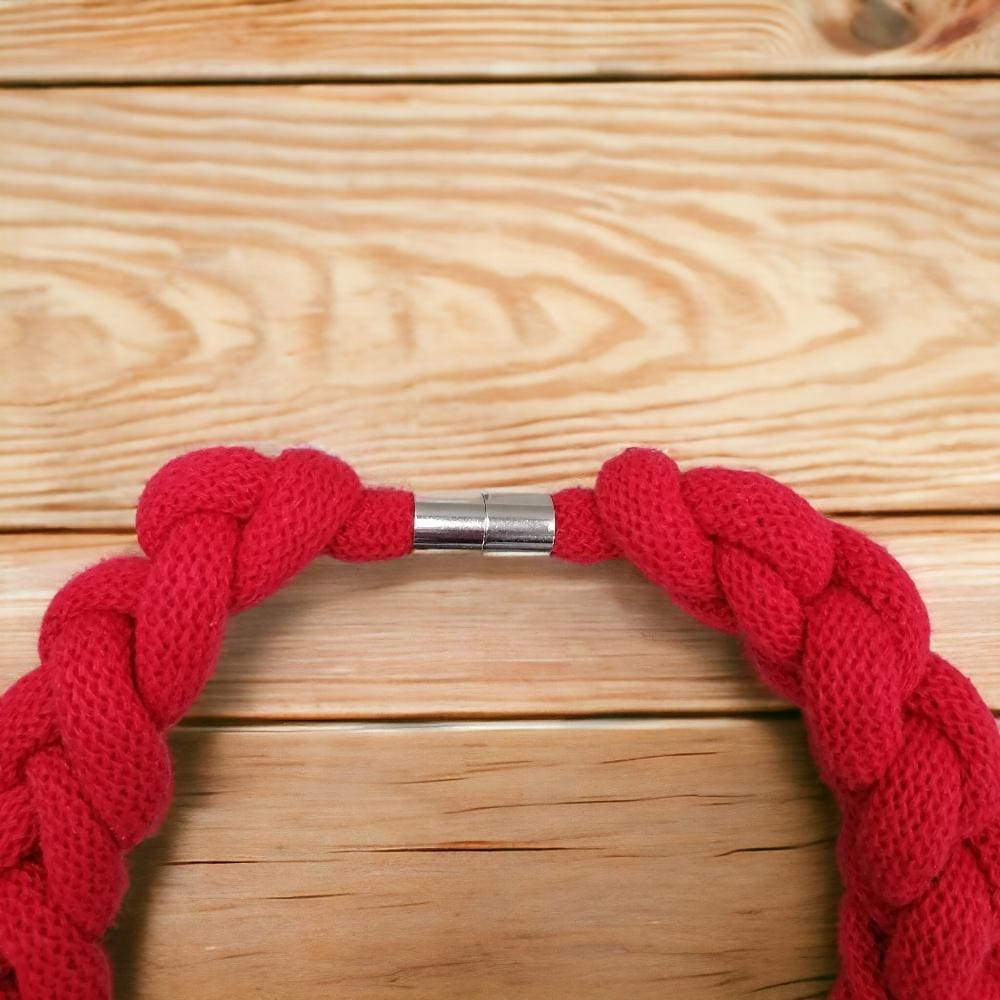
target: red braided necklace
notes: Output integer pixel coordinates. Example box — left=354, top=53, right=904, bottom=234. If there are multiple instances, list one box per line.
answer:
left=1, top=445, right=997, bottom=999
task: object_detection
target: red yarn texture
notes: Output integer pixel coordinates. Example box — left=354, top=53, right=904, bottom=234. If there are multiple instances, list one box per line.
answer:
left=0, top=445, right=997, bottom=999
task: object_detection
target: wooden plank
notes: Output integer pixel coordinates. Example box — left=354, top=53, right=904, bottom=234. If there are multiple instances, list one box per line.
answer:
left=1, top=82, right=999, bottom=528
left=104, top=719, right=839, bottom=998
left=0, top=1, right=998, bottom=84
left=3, top=516, right=998, bottom=718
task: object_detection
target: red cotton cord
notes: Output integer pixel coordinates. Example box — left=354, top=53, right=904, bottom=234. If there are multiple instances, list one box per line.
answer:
left=0, top=445, right=998, bottom=999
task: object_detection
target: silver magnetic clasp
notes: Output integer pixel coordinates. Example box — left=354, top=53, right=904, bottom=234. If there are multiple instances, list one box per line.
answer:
left=412, top=492, right=555, bottom=554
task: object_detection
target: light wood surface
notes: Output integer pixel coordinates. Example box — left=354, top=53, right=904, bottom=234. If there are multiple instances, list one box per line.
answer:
left=3, top=11, right=999, bottom=996
left=0, top=1, right=998, bottom=83
left=3, top=516, right=999, bottom=718
left=105, top=719, right=839, bottom=999
left=2, top=82, right=1000, bottom=529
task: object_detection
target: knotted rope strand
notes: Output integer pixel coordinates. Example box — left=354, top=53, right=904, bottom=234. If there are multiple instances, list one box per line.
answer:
left=0, top=445, right=997, bottom=999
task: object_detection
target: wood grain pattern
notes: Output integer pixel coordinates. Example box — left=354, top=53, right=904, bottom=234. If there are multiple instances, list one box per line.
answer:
left=0, top=1, right=998, bottom=84
left=105, top=719, right=839, bottom=999
left=2, top=4, right=997, bottom=997
left=4, top=516, right=998, bottom=718
left=2, top=82, right=1000, bottom=528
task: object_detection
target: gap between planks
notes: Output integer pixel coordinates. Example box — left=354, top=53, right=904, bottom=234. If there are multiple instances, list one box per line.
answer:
left=4, top=508, right=1000, bottom=537
left=3, top=70, right=1000, bottom=91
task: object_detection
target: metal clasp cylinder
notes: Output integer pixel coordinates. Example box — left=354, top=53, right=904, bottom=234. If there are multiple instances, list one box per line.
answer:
left=413, top=492, right=555, bottom=554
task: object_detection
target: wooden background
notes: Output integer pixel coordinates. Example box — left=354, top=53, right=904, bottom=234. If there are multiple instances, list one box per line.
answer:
left=2, top=3, right=999, bottom=998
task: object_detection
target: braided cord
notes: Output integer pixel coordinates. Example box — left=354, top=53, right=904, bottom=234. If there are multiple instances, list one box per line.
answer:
left=0, top=446, right=997, bottom=998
